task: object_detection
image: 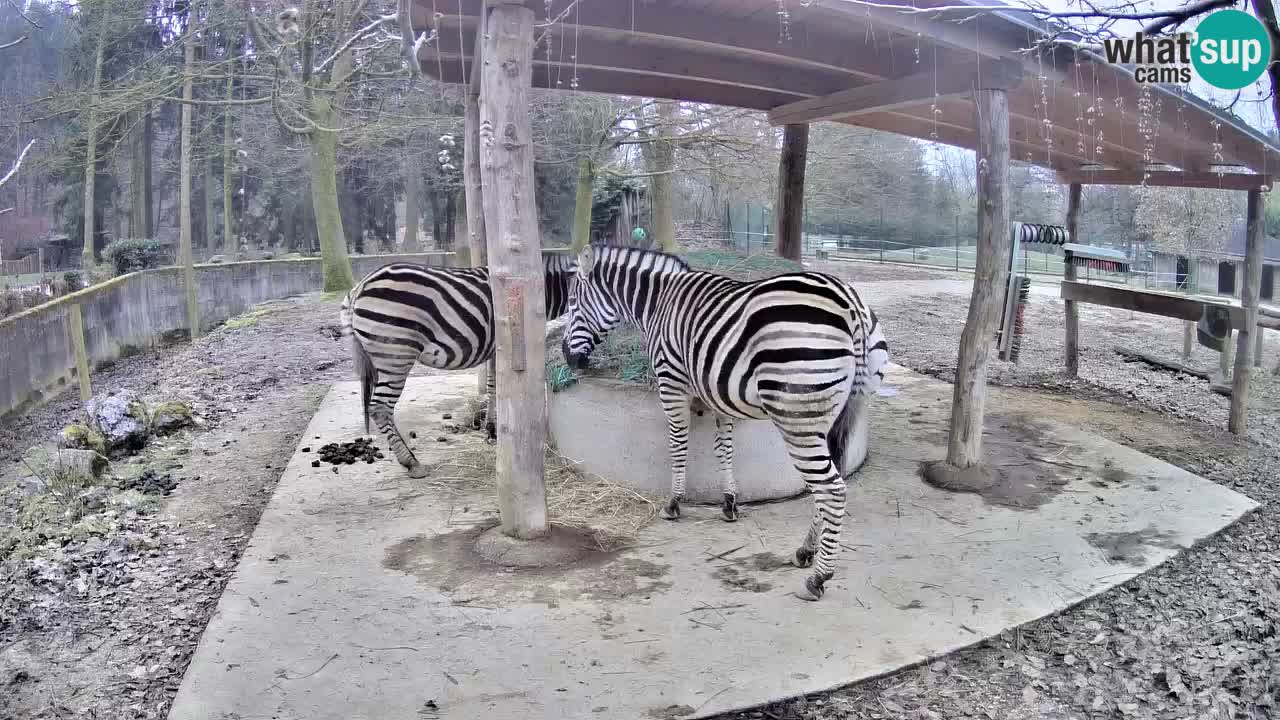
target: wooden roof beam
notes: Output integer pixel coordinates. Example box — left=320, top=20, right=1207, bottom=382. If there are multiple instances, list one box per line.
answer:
left=1056, top=169, right=1273, bottom=191
left=767, top=58, right=1022, bottom=126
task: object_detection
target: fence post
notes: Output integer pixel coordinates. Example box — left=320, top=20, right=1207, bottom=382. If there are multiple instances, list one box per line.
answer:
left=954, top=214, right=960, bottom=271
left=69, top=304, right=92, bottom=402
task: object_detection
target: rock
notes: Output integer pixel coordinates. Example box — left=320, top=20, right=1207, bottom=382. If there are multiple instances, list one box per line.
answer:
left=86, top=391, right=151, bottom=457
left=151, top=401, right=195, bottom=435
left=78, top=486, right=108, bottom=512
left=19, top=447, right=107, bottom=488
left=208, top=255, right=225, bottom=264
left=261, top=251, right=275, bottom=260
left=59, top=423, right=108, bottom=456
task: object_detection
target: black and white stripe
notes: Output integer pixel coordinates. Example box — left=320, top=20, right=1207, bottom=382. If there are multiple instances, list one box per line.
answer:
left=561, top=245, right=888, bottom=601
left=341, top=253, right=576, bottom=477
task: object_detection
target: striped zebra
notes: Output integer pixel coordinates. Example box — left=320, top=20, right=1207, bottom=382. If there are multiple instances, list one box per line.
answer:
left=560, top=245, right=889, bottom=601
left=341, top=253, right=577, bottom=478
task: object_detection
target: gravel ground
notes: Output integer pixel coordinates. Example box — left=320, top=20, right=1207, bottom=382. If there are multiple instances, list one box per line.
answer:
left=721, top=262, right=1280, bottom=720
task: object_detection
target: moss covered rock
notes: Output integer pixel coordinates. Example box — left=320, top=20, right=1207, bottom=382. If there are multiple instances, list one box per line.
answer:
left=85, top=391, right=151, bottom=457
left=151, top=400, right=194, bottom=435
left=60, top=423, right=108, bottom=456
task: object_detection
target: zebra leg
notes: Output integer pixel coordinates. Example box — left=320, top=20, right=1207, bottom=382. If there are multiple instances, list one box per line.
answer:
left=714, top=416, right=738, bottom=522
left=484, top=358, right=497, bottom=441
left=369, top=362, right=429, bottom=478
left=658, top=388, right=692, bottom=520
left=792, top=506, right=821, bottom=568
left=779, top=432, right=847, bottom=601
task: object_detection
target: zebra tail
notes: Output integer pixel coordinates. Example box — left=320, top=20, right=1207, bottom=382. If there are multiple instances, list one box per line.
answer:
left=826, top=389, right=871, bottom=477
left=351, top=330, right=376, bottom=434
left=341, top=289, right=374, bottom=433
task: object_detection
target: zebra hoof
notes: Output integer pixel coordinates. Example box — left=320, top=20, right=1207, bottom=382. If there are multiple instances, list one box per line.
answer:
left=795, top=573, right=830, bottom=602
left=407, top=463, right=430, bottom=479
left=721, top=493, right=738, bottom=522
left=485, top=422, right=496, bottom=442
left=792, top=547, right=814, bottom=568
left=659, top=495, right=682, bottom=521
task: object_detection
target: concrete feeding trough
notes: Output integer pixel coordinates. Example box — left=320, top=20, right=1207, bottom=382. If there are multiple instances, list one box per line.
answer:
left=546, top=377, right=804, bottom=503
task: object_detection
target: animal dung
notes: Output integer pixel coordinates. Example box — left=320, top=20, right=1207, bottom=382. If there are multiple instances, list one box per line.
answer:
left=316, top=437, right=385, bottom=467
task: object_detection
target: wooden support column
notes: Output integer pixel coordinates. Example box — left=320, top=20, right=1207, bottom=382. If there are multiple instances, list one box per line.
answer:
left=946, top=88, right=1011, bottom=468
left=1063, top=183, right=1081, bottom=376
left=774, top=123, right=808, bottom=261
left=463, top=7, right=488, bottom=397
left=1229, top=189, right=1265, bottom=434
left=478, top=3, right=548, bottom=539
left=68, top=304, right=92, bottom=402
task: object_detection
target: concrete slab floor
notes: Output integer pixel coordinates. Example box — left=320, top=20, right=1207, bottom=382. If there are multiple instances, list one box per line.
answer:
left=167, top=366, right=1258, bottom=720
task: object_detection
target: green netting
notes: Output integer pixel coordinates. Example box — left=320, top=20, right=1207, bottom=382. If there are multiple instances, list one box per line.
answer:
left=545, top=250, right=806, bottom=390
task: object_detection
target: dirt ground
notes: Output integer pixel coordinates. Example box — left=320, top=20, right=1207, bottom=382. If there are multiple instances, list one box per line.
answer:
left=0, top=294, right=353, bottom=720
left=2, top=259, right=1277, bottom=720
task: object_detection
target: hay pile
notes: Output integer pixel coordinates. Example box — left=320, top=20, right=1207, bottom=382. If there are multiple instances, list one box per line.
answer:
left=428, top=415, right=658, bottom=551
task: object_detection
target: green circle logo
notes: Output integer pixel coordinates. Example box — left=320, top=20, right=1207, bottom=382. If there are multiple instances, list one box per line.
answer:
left=1192, top=10, right=1273, bottom=90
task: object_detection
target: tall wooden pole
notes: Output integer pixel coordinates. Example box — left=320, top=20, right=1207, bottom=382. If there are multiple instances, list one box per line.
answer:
left=179, top=28, right=200, bottom=340
left=946, top=88, right=1011, bottom=468
left=464, top=8, right=490, bottom=398
left=1229, top=189, right=1265, bottom=434
left=775, top=123, right=809, bottom=262
left=1063, top=183, right=1082, bottom=376
left=479, top=3, right=548, bottom=539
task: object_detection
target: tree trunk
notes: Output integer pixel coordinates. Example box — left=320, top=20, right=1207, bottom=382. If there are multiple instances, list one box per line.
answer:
left=309, top=117, right=355, bottom=291
left=130, top=111, right=147, bottom=238
left=429, top=190, right=443, bottom=248
left=204, top=152, right=216, bottom=256
left=464, top=71, right=486, bottom=266
left=946, top=88, right=1011, bottom=468
left=143, top=105, right=154, bottom=238
left=179, top=31, right=200, bottom=338
left=570, top=155, right=593, bottom=253
left=774, top=123, right=808, bottom=261
left=223, top=68, right=235, bottom=255
left=648, top=100, right=678, bottom=252
left=81, top=18, right=107, bottom=267
left=402, top=151, right=421, bottom=251
left=444, top=191, right=457, bottom=249
left=479, top=3, right=548, bottom=540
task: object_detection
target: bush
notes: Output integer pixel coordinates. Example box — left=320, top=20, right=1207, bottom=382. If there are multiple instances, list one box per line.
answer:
left=62, top=270, right=83, bottom=291
left=103, top=238, right=164, bottom=275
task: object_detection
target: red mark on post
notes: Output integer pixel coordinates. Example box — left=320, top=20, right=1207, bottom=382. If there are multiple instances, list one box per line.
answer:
left=506, top=283, right=526, bottom=372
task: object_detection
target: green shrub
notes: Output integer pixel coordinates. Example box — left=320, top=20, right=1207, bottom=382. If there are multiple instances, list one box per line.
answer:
left=103, top=238, right=165, bottom=275
left=62, top=270, right=83, bottom=291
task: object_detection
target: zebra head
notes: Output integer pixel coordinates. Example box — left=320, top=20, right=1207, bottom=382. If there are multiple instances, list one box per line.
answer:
left=562, top=245, right=620, bottom=370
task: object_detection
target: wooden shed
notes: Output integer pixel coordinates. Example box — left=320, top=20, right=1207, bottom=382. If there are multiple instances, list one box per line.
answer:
left=406, top=0, right=1280, bottom=535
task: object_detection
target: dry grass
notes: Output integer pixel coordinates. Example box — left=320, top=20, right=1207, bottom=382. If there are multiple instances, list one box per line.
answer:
left=428, top=421, right=659, bottom=551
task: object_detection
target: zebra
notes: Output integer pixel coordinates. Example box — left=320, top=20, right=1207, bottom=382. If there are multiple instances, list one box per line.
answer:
left=340, top=253, right=577, bottom=478
left=560, top=245, right=889, bottom=601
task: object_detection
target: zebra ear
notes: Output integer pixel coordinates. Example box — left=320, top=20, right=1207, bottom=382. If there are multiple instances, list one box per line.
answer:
left=577, top=245, right=596, bottom=275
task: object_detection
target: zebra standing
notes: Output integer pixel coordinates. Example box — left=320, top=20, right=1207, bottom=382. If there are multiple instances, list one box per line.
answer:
left=560, top=245, right=888, bottom=601
left=341, top=253, right=577, bottom=478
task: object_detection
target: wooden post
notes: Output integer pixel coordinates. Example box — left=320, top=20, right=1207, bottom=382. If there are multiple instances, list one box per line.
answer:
left=1219, top=332, right=1234, bottom=381
left=1063, top=183, right=1081, bottom=376
left=1255, top=329, right=1264, bottom=368
left=68, top=304, right=92, bottom=402
left=1183, top=321, right=1194, bottom=359
left=1229, top=189, right=1265, bottom=434
left=479, top=3, right=548, bottom=539
left=774, top=123, right=808, bottom=261
left=946, top=88, right=1011, bottom=468
left=464, top=8, right=489, bottom=396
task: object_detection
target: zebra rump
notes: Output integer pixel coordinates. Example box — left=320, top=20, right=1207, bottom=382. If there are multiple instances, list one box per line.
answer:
left=339, top=253, right=576, bottom=477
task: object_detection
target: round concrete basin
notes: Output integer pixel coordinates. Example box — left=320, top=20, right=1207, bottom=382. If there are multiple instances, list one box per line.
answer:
left=546, top=378, right=804, bottom=503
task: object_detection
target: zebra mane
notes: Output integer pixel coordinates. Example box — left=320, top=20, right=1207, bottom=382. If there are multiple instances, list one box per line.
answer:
left=589, top=244, right=691, bottom=273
